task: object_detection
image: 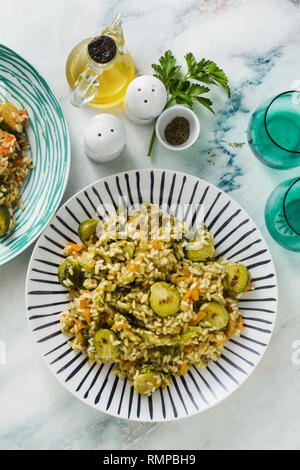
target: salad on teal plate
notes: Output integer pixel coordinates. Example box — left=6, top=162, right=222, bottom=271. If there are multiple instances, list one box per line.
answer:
left=0, top=44, right=70, bottom=265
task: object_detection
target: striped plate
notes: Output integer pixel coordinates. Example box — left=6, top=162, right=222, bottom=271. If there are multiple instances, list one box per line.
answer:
left=25, top=169, right=278, bottom=422
left=0, top=45, right=70, bottom=265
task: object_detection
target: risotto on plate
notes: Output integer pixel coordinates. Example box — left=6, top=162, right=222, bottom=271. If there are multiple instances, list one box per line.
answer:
left=58, top=203, right=252, bottom=395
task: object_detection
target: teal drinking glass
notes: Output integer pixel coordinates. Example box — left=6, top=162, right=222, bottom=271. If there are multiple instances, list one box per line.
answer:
left=248, top=91, right=300, bottom=169
left=265, top=177, right=300, bottom=251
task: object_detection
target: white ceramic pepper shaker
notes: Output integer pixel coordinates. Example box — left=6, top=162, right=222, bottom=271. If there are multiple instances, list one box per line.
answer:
left=125, top=75, right=167, bottom=125
left=84, top=114, right=126, bottom=162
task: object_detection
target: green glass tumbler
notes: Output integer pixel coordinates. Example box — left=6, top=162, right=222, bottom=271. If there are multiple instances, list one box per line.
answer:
left=265, top=177, right=300, bottom=251
left=248, top=91, right=300, bottom=169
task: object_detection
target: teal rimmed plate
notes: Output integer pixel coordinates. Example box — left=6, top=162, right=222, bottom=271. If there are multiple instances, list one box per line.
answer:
left=0, top=44, right=70, bottom=265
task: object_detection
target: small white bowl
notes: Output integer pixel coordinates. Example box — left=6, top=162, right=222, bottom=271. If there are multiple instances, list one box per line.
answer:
left=155, top=105, right=200, bottom=151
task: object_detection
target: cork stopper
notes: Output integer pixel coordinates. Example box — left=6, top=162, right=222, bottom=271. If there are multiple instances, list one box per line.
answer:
left=88, top=36, right=117, bottom=64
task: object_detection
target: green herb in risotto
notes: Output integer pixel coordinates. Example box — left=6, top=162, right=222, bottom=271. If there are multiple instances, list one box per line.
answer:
left=59, top=204, right=252, bottom=395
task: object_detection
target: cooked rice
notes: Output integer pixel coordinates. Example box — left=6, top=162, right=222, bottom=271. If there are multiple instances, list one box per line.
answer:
left=59, top=204, right=250, bottom=395
left=0, top=103, right=31, bottom=234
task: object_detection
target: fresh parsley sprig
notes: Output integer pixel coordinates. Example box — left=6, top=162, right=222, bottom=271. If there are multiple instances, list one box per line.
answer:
left=147, top=50, right=230, bottom=156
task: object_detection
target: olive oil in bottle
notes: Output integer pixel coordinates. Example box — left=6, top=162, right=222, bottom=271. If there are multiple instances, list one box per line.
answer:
left=66, top=14, right=135, bottom=108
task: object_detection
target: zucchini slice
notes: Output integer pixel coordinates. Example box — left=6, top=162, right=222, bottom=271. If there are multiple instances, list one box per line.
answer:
left=203, top=302, right=229, bottom=330
left=133, top=366, right=162, bottom=395
left=57, top=258, right=83, bottom=288
left=0, top=206, right=11, bottom=237
left=149, top=281, right=181, bottom=317
left=225, top=263, right=249, bottom=294
left=186, top=238, right=214, bottom=262
left=177, top=326, right=200, bottom=346
left=94, top=329, right=119, bottom=360
left=78, top=219, right=99, bottom=242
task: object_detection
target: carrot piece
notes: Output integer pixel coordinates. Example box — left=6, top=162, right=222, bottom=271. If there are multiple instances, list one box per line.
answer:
left=243, top=285, right=253, bottom=292
left=184, top=344, right=195, bottom=354
left=80, top=299, right=87, bottom=309
left=161, top=382, right=167, bottom=390
left=183, top=287, right=199, bottom=302
left=83, top=308, right=91, bottom=324
left=190, top=310, right=207, bottom=326
left=75, top=319, right=84, bottom=332
left=67, top=242, right=83, bottom=252
left=197, top=311, right=207, bottom=322
left=180, top=363, right=188, bottom=375
left=226, top=318, right=235, bottom=340
left=152, top=240, right=162, bottom=250
left=16, top=175, right=22, bottom=183
left=159, top=267, right=167, bottom=273
left=211, top=336, right=225, bottom=344
left=183, top=291, right=192, bottom=301
left=180, top=268, right=190, bottom=276
left=14, top=159, right=22, bottom=167
left=6, top=135, right=15, bottom=143
left=170, top=276, right=187, bottom=285
left=76, top=332, right=83, bottom=344
left=113, top=322, right=128, bottom=330
left=127, top=263, right=140, bottom=272
left=237, top=315, right=244, bottom=331
left=0, top=147, right=9, bottom=155
left=191, top=287, right=199, bottom=301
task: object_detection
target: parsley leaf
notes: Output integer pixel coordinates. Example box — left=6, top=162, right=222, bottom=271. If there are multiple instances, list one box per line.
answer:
left=152, top=50, right=181, bottom=89
left=174, top=82, right=212, bottom=111
left=185, top=54, right=230, bottom=97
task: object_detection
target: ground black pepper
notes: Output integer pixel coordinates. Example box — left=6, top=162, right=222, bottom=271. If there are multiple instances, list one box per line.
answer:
left=164, top=116, right=190, bottom=145
left=88, top=35, right=117, bottom=64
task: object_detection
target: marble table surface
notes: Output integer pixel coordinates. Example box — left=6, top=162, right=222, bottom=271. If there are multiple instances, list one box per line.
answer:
left=1, top=0, right=300, bottom=450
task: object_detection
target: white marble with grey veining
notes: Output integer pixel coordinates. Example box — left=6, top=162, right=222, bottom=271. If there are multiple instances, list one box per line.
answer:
left=1, top=0, right=300, bottom=450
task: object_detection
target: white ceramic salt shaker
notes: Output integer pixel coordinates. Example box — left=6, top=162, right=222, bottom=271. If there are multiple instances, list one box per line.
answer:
left=84, top=114, right=126, bottom=163
left=125, top=75, right=167, bottom=125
